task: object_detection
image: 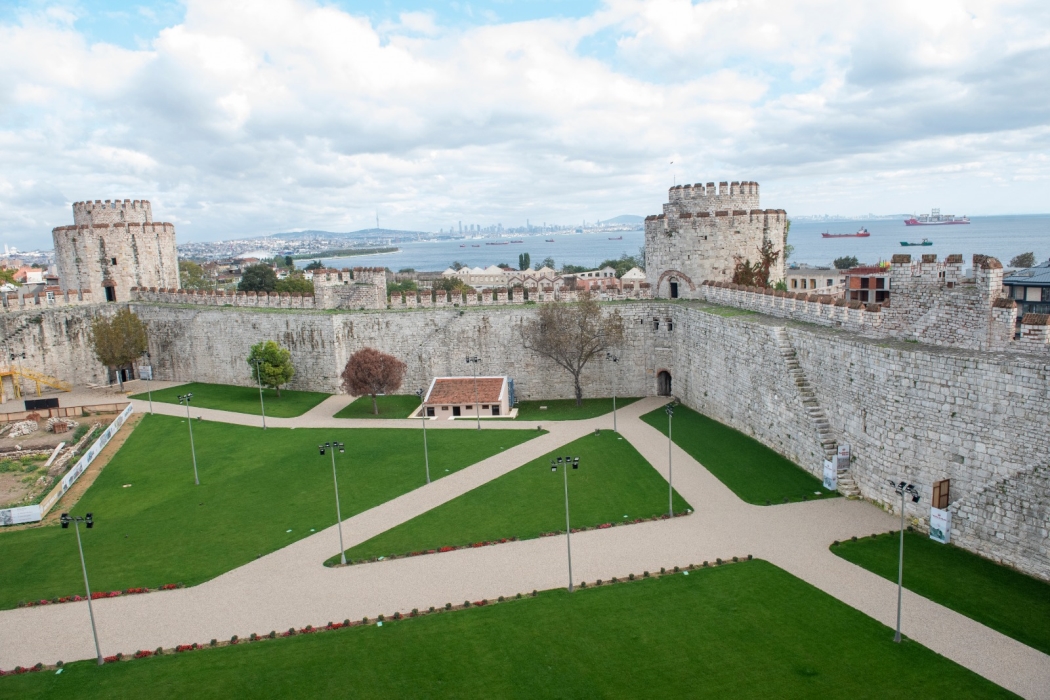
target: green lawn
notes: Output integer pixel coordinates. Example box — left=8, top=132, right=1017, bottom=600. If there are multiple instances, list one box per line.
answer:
left=337, top=430, right=690, bottom=564
left=130, top=382, right=329, bottom=418
left=641, top=404, right=836, bottom=505
left=334, top=395, right=421, bottom=419
left=515, top=397, right=641, bottom=421
left=832, top=531, right=1050, bottom=655
left=0, top=416, right=540, bottom=609
left=1, top=561, right=1011, bottom=699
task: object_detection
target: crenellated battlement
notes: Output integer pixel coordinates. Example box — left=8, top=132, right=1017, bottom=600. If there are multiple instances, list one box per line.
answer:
left=667, top=180, right=760, bottom=213
left=72, top=199, right=152, bottom=226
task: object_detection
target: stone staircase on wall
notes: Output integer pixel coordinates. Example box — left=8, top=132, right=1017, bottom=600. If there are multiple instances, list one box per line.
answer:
left=772, top=327, right=860, bottom=498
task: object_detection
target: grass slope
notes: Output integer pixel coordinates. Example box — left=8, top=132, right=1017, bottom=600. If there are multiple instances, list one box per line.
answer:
left=339, top=431, right=690, bottom=563
left=641, top=404, right=836, bottom=505
left=0, top=416, right=540, bottom=609
left=1, top=561, right=1012, bottom=699
left=334, top=395, right=421, bottom=419
left=833, top=531, right=1050, bottom=655
left=515, top=397, right=640, bottom=421
left=130, top=382, right=329, bottom=418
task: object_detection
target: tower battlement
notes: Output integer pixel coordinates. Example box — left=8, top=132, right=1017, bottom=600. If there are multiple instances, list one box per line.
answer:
left=667, top=180, right=760, bottom=213
left=72, top=199, right=153, bottom=226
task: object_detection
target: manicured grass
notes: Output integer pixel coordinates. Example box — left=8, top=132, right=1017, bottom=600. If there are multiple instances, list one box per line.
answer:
left=1, top=561, right=1012, bottom=698
left=334, top=394, right=421, bottom=419
left=0, top=415, right=540, bottom=609
left=337, top=431, right=691, bottom=564
left=130, top=382, right=329, bottom=418
left=514, top=397, right=641, bottom=421
left=641, top=404, right=836, bottom=505
left=832, top=531, right=1050, bottom=655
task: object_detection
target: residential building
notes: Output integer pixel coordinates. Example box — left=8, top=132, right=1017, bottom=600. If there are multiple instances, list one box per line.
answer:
left=420, top=376, right=512, bottom=419
left=1002, top=260, right=1050, bottom=318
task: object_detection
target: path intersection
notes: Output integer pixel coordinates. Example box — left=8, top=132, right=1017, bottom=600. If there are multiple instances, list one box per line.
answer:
left=1, top=396, right=1047, bottom=698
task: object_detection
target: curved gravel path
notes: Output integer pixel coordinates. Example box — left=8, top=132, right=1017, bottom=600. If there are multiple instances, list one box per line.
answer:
left=1, top=397, right=1047, bottom=698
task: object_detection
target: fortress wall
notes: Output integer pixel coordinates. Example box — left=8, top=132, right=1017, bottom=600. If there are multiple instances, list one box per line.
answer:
left=0, top=306, right=111, bottom=393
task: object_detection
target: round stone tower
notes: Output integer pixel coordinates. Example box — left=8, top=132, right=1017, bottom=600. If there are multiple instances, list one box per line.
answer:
left=53, top=199, right=179, bottom=303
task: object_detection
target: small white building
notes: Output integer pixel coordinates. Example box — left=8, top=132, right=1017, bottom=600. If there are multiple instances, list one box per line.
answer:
left=420, top=376, right=512, bottom=418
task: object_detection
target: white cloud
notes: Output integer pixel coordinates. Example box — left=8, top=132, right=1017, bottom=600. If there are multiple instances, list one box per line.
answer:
left=0, top=0, right=1048, bottom=250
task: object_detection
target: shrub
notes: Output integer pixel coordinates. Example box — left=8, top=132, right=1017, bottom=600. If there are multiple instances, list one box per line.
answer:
left=377, top=614, right=385, bottom=622
left=34, top=663, right=43, bottom=670
left=463, top=601, right=471, bottom=608
left=628, top=573, right=635, bottom=580
left=269, top=630, right=276, bottom=639
left=595, top=579, right=602, bottom=586
left=611, top=577, right=618, bottom=583
left=531, top=590, right=537, bottom=597
left=411, top=608, right=419, bottom=617
left=851, top=536, right=858, bottom=542
left=445, top=602, right=452, bottom=610
left=515, top=593, right=522, bottom=600
left=673, top=566, right=680, bottom=573
left=250, top=633, right=257, bottom=641
left=361, top=617, right=369, bottom=624
left=660, top=567, right=666, bottom=574
left=210, top=639, right=217, bottom=647
left=344, top=619, right=351, bottom=627
left=428, top=607, right=435, bottom=613
left=703, top=561, right=709, bottom=567
left=732, top=556, right=738, bottom=563
left=832, top=540, right=840, bottom=547
left=230, top=635, right=238, bottom=644
left=155, top=647, right=163, bottom=655
left=643, top=571, right=650, bottom=578
left=56, top=661, right=63, bottom=668
left=498, top=596, right=504, bottom=602
left=392, top=612, right=401, bottom=620
left=747, top=554, right=753, bottom=560
left=288, top=628, right=296, bottom=636
left=716, top=558, right=722, bottom=565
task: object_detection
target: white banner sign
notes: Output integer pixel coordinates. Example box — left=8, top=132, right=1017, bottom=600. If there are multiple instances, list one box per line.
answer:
left=0, top=504, right=42, bottom=527
left=823, top=460, right=838, bottom=491
left=930, top=507, right=951, bottom=544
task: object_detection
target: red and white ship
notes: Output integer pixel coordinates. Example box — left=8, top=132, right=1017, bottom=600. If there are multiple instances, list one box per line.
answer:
left=904, top=209, right=970, bottom=226
left=821, top=227, right=871, bottom=238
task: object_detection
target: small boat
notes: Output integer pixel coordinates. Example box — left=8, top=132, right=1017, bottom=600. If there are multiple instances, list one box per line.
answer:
left=459, top=244, right=466, bottom=247
left=471, top=244, right=480, bottom=248
left=905, top=209, right=969, bottom=226
left=546, top=239, right=555, bottom=243
left=511, top=240, right=523, bottom=243
left=900, top=238, right=933, bottom=247
left=608, top=236, right=622, bottom=240
left=822, top=227, right=871, bottom=238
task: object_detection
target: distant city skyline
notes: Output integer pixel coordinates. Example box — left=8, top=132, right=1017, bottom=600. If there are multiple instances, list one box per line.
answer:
left=2, top=0, right=1048, bottom=251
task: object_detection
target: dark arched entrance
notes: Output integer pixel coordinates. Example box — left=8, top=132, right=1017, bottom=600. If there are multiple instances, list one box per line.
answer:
left=669, top=279, right=679, bottom=298
left=657, top=370, right=672, bottom=396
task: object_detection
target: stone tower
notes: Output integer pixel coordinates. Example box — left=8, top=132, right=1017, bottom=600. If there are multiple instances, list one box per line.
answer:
left=645, top=181, right=787, bottom=298
left=52, top=199, right=179, bottom=303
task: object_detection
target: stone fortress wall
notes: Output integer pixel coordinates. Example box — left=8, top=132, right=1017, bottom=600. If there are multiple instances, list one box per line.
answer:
left=645, top=181, right=787, bottom=298
left=52, top=199, right=179, bottom=305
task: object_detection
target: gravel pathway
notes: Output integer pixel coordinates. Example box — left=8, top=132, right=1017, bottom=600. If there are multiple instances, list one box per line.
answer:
left=1, top=397, right=1047, bottom=698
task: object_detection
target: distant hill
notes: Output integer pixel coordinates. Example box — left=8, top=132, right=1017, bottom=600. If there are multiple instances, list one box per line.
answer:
left=599, top=215, right=644, bottom=225
left=268, top=228, right=431, bottom=240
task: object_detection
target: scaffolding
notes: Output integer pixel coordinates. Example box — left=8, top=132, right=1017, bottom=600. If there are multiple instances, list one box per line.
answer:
left=0, top=365, right=72, bottom=403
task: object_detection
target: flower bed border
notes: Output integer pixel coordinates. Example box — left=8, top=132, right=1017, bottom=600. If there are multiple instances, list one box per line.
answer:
left=339, top=509, right=693, bottom=566
left=0, top=553, right=752, bottom=677
left=15, top=582, right=184, bottom=609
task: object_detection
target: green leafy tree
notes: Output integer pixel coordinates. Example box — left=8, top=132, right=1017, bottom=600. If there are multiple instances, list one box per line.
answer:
left=433, top=277, right=469, bottom=292
left=539, top=257, right=556, bottom=270
left=0, top=268, right=21, bottom=287
left=247, top=340, right=295, bottom=398
left=238, top=264, right=278, bottom=292
left=275, top=276, right=313, bottom=294
left=304, top=260, right=324, bottom=271
left=179, top=260, right=214, bottom=290
left=450, top=261, right=466, bottom=271
left=561, top=264, right=588, bottom=274
left=90, top=308, right=149, bottom=391
left=398, top=268, right=416, bottom=273
left=597, top=253, right=643, bottom=277
left=1009, top=252, right=1036, bottom=268
left=518, top=252, right=531, bottom=271
left=833, top=256, right=860, bottom=270
left=387, top=280, right=419, bottom=294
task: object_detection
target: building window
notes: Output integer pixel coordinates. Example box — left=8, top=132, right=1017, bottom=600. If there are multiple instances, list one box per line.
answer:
left=791, top=279, right=798, bottom=289
left=441, top=406, right=449, bottom=411
left=481, top=405, right=489, bottom=409
left=46, top=291, right=55, bottom=302
left=426, top=407, right=435, bottom=417
left=465, top=405, right=473, bottom=410
left=111, top=257, right=117, bottom=265
left=810, top=279, right=816, bottom=288
left=666, top=318, right=673, bottom=331
left=653, top=318, right=660, bottom=330
left=801, top=279, right=807, bottom=289
left=826, top=279, right=833, bottom=287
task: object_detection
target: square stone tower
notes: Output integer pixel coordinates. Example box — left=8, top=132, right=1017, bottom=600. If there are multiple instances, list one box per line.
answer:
left=52, top=199, right=180, bottom=303
left=645, top=181, right=787, bottom=298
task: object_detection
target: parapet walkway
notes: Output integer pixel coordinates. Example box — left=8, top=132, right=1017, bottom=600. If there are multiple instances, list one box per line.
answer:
left=1, top=397, right=1047, bottom=698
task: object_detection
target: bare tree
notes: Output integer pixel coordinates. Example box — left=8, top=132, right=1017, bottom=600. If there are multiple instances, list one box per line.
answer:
left=521, top=293, right=624, bottom=406
left=341, top=348, right=407, bottom=414
left=90, top=308, right=149, bottom=391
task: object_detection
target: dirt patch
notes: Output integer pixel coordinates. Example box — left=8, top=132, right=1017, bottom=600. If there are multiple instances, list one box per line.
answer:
left=0, top=453, right=52, bottom=508
left=0, top=412, right=144, bottom=531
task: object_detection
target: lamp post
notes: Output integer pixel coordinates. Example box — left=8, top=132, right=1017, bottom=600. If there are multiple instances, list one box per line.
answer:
left=60, top=512, right=103, bottom=666
left=253, top=357, right=267, bottom=430
left=665, top=401, right=676, bottom=518
left=889, top=479, right=921, bottom=643
left=141, top=350, right=153, bottom=414
left=415, top=388, right=431, bottom=484
left=178, top=393, right=200, bottom=485
left=606, top=352, right=619, bottom=432
left=551, top=456, right=580, bottom=592
left=465, top=355, right=481, bottom=430
left=320, top=441, right=348, bottom=565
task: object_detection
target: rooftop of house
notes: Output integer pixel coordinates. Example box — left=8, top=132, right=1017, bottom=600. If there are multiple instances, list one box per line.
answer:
left=425, top=376, right=506, bottom=405
left=1003, top=260, right=1050, bottom=286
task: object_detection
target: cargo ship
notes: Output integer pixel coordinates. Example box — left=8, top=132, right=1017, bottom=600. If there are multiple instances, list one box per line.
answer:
left=904, top=209, right=969, bottom=226
left=900, top=238, right=933, bottom=247
left=821, top=227, right=870, bottom=238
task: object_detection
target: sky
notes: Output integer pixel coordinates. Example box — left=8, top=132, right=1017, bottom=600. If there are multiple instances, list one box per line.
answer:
left=1, top=0, right=1049, bottom=249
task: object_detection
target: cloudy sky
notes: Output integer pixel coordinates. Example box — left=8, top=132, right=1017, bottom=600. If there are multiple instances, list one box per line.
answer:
left=1, top=0, right=1048, bottom=248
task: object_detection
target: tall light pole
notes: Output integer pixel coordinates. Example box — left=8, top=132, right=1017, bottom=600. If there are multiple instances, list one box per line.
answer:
left=465, top=355, right=481, bottom=430
left=253, top=357, right=267, bottom=430
left=889, top=480, right=920, bottom=643
left=141, top=350, right=153, bottom=414
left=178, top=393, right=200, bottom=485
left=60, top=512, right=103, bottom=666
left=606, top=352, right=619, bottom=432
left=415, top=388, right=431, bottom=484
left=551, top=456, right=580, bottom=592
left=320, top=442, right=347, bottom=565
left=665, top=401, right=676, bottom=518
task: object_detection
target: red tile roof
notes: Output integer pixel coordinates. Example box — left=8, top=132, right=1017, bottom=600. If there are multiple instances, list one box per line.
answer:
left=426, top=377, right=505, bottom=405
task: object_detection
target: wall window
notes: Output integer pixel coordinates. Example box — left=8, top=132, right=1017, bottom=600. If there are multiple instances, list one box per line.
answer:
left=111, top=257, right=118, bottom=265
left=653, top=318, right=660, bottom=330
left=801, top=279, right=807, bottom=289
left=666, top=318, right=674, bottom=332
left=791, top=279, right=798, bottom=289
left=826, top=279, right=833, bottom=287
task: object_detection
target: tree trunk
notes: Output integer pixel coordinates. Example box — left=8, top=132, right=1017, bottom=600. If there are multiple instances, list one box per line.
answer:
left=371, top=394, right=379, bottom=414
left=573, top=374, right=583, bottom=407
left=276, top=385, right=281, bottom=398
